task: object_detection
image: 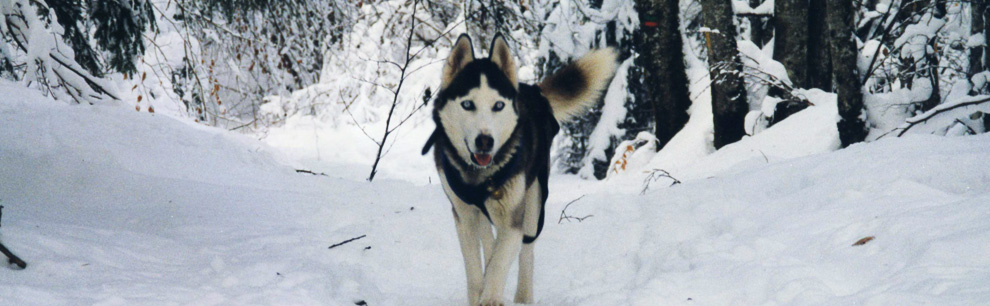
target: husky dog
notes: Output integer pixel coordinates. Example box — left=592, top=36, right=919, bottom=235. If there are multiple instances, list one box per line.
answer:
left=423, top=34, right=616, bottom=305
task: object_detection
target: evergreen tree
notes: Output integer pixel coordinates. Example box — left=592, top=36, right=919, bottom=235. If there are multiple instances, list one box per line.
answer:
left=89, top=0, right=156, bottom=75
left=44, top=0, right=102, bottom=76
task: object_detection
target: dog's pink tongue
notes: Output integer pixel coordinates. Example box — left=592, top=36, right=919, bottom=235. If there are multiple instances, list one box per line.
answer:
left=474, top=153, right=492, bottom=166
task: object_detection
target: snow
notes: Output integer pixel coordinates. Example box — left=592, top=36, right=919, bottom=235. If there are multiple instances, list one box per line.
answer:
left=4, top=82, right=990, bottom=305
left=896, top=94, right=990, bottom=136
left=604, top=132, right=658, bottom=178
left=4, top=24, right=990, bottom=302
left=578, top=58, right=633, bottom=179
left=638, top=46, right=715, bottom=182
left=0, top=0, right=119, bottom=105
left=4, top=0, right=990, bottom=303
left=968, top=33, right=986, bottom=48
left=894, top=16, right=945, bottom=62
left=739, top=40, right=791, bottom=87
left=732, top=0, right=773, bottom=15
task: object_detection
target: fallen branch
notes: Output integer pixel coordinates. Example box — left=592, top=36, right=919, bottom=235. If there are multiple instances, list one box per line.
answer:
left=295, top=169, right=328, bottom=176
left=558, top=196, right=592, bottom=224
left=641, top=169, right=682, bottom=195
left=329, top=235, right=367, bottom=250
left=0, top=241, right=27, bottom=270
left=0, top=205, right=27, bottom=269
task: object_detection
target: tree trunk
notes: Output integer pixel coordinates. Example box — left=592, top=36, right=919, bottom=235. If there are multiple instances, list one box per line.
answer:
left=971, top=0, right=987, bottom=93
left=807, top=0, right=832, bottom=90
left=635, top=0, right=691, bottom=148
left=933, top=0, right=947, bottom=18
left=748, top=0, right=772, bottom=48
left=971, top=1, right=990, bottom=131
left=827, top=0, right=867, bottom=147
left=774, top=0, right=809, bottom=88
left=701, top=0, right=748, bottom=149
left=635, top=0, right=691, bottom=149
left=920, top=38, right=940, bottom=112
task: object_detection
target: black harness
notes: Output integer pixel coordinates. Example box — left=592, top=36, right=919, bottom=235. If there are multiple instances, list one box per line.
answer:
left=439, top=146, right=520, bottom=223
left=425, top=132, right=545, bottom=243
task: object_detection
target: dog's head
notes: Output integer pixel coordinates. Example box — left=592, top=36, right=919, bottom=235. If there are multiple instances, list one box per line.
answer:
left=434, top=34, right=519, bottom=168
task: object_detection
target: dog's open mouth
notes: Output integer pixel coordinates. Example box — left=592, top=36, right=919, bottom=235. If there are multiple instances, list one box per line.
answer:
left=472, top=153, right=492, bottom=166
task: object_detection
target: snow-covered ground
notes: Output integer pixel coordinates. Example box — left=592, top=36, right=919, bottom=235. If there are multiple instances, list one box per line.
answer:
left=2, top=81, right=990, bottom=305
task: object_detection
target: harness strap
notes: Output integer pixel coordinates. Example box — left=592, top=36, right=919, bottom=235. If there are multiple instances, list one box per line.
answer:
left=440, top=146, right=521, bottom=223
left=421, top=129, right=438, bottom=155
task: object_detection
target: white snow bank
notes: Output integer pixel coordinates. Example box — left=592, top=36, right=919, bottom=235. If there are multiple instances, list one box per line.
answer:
left=2, top=82, right=990, bottom=305
left=0, top=81, right=456, bottom=305
left=636, top=88, right=839, bottom=187
left=732, top=0, right=773, bottom=15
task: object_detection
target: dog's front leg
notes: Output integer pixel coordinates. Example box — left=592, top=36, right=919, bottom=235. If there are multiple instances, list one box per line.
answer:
left=477, top=175, right=527, bottom=306
left=477, top=224, right=523, bottom=306
left=515, top=242, right=534, bottom=303
left=453, top=203, right=484, bottom=304
left=477, top=217, right=495, bottom=265
left=515, top=181, right=543, bottom=304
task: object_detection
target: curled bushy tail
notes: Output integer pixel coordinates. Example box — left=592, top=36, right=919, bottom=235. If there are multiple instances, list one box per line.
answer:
left=538, top=48, right=618, bottom=122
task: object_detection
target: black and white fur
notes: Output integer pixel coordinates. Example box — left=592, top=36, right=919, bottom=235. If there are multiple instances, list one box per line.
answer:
left=424, top=34, right=616, bottom=305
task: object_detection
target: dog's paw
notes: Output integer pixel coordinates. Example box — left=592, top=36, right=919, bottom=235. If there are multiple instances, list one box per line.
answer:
left=476, top=299, right=504, bottom=306
left=513, top=294, right=533, bottom=304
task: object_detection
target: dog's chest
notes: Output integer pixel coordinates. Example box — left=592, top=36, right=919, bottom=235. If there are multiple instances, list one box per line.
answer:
left=439, top=153, right=526, bottom=223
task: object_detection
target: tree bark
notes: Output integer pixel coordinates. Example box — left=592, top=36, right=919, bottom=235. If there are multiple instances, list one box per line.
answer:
left=748, top=0, right=772, bottom=48
left=921, top=37, right=940, bottom=112
left=933, top=0, right=947, bottom=18
left=972, top=1, right=990, bottom=131
left=774, top=0, right=809, bottom=88
left=971, top=0, right=987, bottom=92
left=827, top=0, right=868, bottom=147
left=635, top=0, right=691, bottom=148
left=807, top=0, right=832, bottom=90
left=701, top=0, right=748, bottom=149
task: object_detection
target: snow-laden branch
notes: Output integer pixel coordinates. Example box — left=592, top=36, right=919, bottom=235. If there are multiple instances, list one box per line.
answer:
left=896, top=95, right=990, bottom=136
left=1, top=0, right=119, bottom=104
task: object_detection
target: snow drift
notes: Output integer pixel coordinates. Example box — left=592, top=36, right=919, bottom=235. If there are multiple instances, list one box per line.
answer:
left=1, top=82, right=989, bottom=305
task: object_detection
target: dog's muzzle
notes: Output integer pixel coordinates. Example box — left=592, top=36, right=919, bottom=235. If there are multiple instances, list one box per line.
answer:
left=472, top=134, right=494, bottom=166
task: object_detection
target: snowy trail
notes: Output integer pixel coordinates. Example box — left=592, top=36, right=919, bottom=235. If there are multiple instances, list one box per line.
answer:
left=2, top=84, right=990, bottom=305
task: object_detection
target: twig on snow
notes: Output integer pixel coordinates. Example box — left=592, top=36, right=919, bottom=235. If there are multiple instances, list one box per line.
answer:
left=295, top=169, right=328, bottom=176
left=558, top=196, right=592, bottom=224
left=0, top=242, right=27, bottom=270
left=0, top=205, right=27, bottom=269
left=329, top=235, right=367, bottom=250
left=641, top=169, right=682, bottom=195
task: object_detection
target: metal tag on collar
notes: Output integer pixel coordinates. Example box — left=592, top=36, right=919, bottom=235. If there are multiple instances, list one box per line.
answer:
left=490, top=187, right=504, bottom=200
left=487, top=179, right=504, bottom=200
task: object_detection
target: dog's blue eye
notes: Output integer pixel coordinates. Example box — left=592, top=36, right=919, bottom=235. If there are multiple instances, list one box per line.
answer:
left=461, top=100, right=475, bottom=111
left=493, top=101, right=505, bottom=112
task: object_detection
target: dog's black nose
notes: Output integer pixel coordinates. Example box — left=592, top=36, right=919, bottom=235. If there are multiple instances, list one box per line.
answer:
left=475, top=134, right=494, bottom=152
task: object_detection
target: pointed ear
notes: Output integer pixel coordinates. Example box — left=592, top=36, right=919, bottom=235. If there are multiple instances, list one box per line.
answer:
left=442, top=34, right=475, bottom=88
left=489, top=34, right=517, bottom=88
